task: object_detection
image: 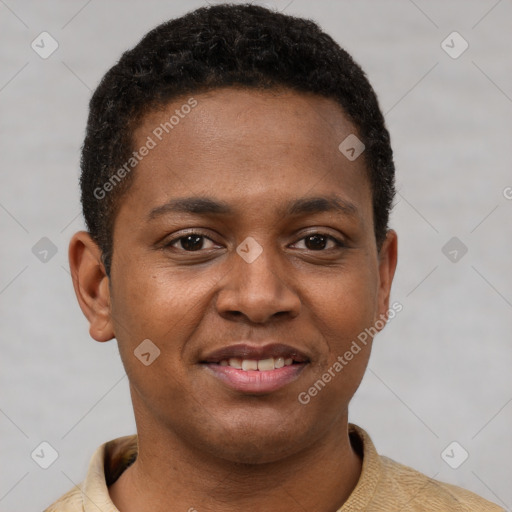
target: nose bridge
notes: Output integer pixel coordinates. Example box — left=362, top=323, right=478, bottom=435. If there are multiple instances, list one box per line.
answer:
left=216, top=237, right=301, bottom=323
left=239, top=240, right=281, bottom=292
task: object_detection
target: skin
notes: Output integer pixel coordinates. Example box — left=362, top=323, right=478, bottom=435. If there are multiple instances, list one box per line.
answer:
left=69, top=87, right=397, bottom=512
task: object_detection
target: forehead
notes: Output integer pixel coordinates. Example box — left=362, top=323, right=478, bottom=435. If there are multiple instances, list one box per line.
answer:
left=125, top=87, right=371, bottom=218
left=136, top=87, right=356, bottom=157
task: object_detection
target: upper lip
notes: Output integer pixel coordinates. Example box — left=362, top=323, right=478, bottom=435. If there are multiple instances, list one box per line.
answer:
left=201, top=343, right=310, bottom=363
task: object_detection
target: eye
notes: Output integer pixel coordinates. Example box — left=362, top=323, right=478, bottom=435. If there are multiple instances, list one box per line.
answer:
left=164, top=231, right=344, bottom=253
left=167, top=232, right=219, bottom=252
left=291, top=233, right=344, bottom=251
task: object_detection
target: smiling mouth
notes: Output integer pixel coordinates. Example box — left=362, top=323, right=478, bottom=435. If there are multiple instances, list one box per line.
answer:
left=200, top=343, right=310, bottom=393
left=216, top=357, right=297, bottom=371
left=200, top=343, right=309, bottom=369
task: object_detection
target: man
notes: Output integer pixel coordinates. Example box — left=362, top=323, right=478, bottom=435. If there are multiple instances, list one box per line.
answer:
left=46, top=4, right=503, bottom=511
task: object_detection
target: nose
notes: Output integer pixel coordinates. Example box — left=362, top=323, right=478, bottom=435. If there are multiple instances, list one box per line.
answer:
left=215, top=242, right=301, bottom=324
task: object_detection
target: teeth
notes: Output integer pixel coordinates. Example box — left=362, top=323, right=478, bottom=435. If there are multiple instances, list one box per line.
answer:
left=241, top=359, right=258, bottom=371
left=257, top=358, right=274, bottom=371
left=218, top=357, right=296, bottom=371
left=228, top=358, right=242, bottom=369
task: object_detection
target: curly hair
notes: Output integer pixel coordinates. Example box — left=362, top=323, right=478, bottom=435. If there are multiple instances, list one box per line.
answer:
left=80, top=3, right=395, bottom=276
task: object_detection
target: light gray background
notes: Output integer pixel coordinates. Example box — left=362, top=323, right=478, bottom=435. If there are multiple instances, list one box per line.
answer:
left=1, top=0, right=511, bottom=510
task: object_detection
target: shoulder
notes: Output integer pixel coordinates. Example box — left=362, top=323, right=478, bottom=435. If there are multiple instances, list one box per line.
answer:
left=344, top=424, right=504, bottom=511
left=378, top=455, right=505, bottom=511
left=43, top=434, right=137, bottom=512
left=43, top=486, right=83, bottom=512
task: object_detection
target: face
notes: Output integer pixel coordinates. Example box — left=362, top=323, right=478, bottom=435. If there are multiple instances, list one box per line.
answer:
left=88, top=88, right=396, bottom=464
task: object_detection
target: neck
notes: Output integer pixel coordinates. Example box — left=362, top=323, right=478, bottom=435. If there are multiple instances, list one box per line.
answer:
left=109, top=417, right=362, bottom=512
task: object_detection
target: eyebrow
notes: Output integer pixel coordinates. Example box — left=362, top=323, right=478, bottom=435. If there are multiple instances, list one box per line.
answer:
left=148, top=195, right=358, bottom=220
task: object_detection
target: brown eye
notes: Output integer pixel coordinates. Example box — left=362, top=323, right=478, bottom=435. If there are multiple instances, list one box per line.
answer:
left=293, top=233, right=343, bottom=251
left=178, top=235, right=204, bottom=251
left=168, top=233, right=218, bottom=252
left=304, top=234, right=329, bottom=250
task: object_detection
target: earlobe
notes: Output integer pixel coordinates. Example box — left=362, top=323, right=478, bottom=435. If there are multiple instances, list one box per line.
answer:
left=68, top=231, right=115, bottom=342
left=376, top=229, right=398, bottom=327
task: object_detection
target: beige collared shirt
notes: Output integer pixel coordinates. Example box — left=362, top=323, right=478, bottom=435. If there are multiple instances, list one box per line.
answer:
left=45, top=424, right=504, bottom=511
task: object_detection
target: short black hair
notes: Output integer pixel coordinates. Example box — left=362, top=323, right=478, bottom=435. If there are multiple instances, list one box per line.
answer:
left=80, top=3, right=395, bottom=276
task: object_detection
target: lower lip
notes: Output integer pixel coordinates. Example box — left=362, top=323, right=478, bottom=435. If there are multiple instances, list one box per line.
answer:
left=203, top=363, right=307, bottom=394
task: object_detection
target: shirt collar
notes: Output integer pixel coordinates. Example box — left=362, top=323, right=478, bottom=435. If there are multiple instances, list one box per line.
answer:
left=78, top=424, right=379, bottom=511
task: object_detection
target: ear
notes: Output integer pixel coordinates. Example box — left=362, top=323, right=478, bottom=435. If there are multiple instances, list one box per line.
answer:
left=375, top=229, right=398, bottom=328
left=68, top=231, right=115, bottom=342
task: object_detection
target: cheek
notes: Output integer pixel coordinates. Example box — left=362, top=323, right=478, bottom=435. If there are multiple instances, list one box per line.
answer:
left=108, top=267, right=193, bottom=415
left=111, top=255, right=205, bottom=333
left=304, top=262, right=378, bottom=396
left=312, top=262, right=379, bottom=343
left=108, top=258, right=219, bottom=381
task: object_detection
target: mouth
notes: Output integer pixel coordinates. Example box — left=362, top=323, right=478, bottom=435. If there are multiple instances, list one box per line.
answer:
left=200, top=343, right=310, bottom=394
left=217, top=356, right=296, bottom=371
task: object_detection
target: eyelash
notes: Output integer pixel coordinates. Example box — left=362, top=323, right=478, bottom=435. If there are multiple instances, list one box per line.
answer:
left=164, top=230, right=346, bottom=252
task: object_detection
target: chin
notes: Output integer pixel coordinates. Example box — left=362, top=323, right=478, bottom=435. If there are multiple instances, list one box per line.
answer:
left=189, top=414, right=316, bottom=465
left=209, top=435, right=306, bottom=465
